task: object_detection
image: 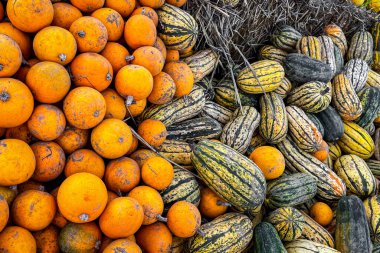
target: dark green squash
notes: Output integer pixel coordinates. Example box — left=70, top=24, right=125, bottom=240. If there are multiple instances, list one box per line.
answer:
left=271, top=25, right=302, bottom=52
left=355, top=87, right=380, bottom=128
left=252, top=222, right=287, bottom=253
left=315, top=106, right=344, bottom=142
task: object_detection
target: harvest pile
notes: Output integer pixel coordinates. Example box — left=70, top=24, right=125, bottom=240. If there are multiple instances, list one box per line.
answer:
left=0, top=0, right=380, bottom=252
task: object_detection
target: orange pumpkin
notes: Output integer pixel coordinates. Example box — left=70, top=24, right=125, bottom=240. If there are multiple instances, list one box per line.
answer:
left=70, top=53, right=113, bottom=92
left=126, top=99, right=147, bottom=118
left=148, top=72, right=176, bottom=104
left=135, top=222, right=172, bottom=253
left=115, top=65, right=153, bottom=100
left=102, top=88, right=127, bottom=120
left=91, top=118, right=133, bottom=159
left=65, top=149, right=105, bottom=179
left=26, top=61, right=71, bottom=103
left=107, top=191, right=119, bottom=204
left=70, top=0, right=105, bottom=12
left=139, top=0, right=165, bottom=8
left=57, top=172, right=108, bottom=223
left=154, top=37, right=167, bottom=59
left=126, top=135, right=139, bottom=155
left=63, top=87, right=106, bottom=129
left=14, top=58, right=39, bottom=83
left=166, top=50, right=180, bottom=62
left=105, top=0, right=136, bottom=18
left=249, top=146, right=285, bottom=180
left=0, top=186, right=17, bottom=206
left=166, top=201, right=201, bottom=238
left=33, top=26, right=77, bottom=65
left=132, top=7, right=158, bottom=27
left=0, top=34, right=22, bottom=77
left=0, top=196, right=9, bottom=232
left=137, top=119, right=167, bottom=147
left=0, top=226, right=36, bottom=252
left=31, top=142, right=65, bottom=182
left=52, top=3, right=83, bottom=30
left=131, top=46, right=165, bottom=76
left=18, top=180, right=45, bottom=193
left=12, top=190, right=56, bottom=231
left=141, top=156, right=174, bottom=190
left=103, top=238, right=142, bottom=253
left=166, top=0, right=188, bottom=7
left=0, top=139, right=36, bottom=186
left=58, top=222, right=102, bottom=252
left=309, top=202, right=334, bottom=226
left=199, top=187, right=228, bottom=219
left=50, top=188, right=68, bottom=229
left=70, top=16, right=108, bottom=53
left=5, top=124, right=32, bottom=144
left=163, top=61, right=194, bottom=97
left=0, top=22, right=32, bottom=59
left=33, top=225, right=60, bottom=253
left=27, top=104, right=66, bottom=141
left=92, top=8, right=125, bottom=42
left=312, top=140, right=330, bottom=162
left=55, top=126, right=89, bottom=154
left=99, top=197, right=144, bottom=238
left=101, top=42, right=132, bottom=73
left=6, top=0, right=54, bottom=33
left=130, top=149, right=158, bottom=167
left=104, top=157, right=140, bottom=193
left=124, top=15, right=157, bottom=49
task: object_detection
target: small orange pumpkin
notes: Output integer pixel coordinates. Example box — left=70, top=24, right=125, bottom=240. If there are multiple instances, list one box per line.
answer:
left=166, top=50, right=180, bottom=62
left=309, top=202, right=334, bottom=226
left=126, top=135, right=139, bottom=155
left=104, top=157, right=140, bottom=193
left=0, top=226, right=36, bottom=252
left=132, top=7, right=159, bottom=26
left=135, top=222, right=172, bottom=253
left=0, top=186, right=17, bottom=206
left=131, top=46, right=165, bottom=76
left=0, top=196, right=9, bottom=232
left=5, top=124, right=32, bottom=144
left=115, top=65, right=153, bottom=100
left=166, top=0, right=188, bottom=7
left=105, top=0, right=136, bottom=18
left=124, top=15, right=157, bottom=49
left=107, top=191, right=119, bottom=204
left=126, top=99, right=147, bottom=118
left=0, top=34, right=22, bottom=77
left=139, top=0, right=165, bottom=8
left=70, top=0, right=105, bottom=12
left=154, top=37, right=167, bottom=59
left=199, top=187, right=228, bottom=219
left=50, top=188, right=68, bottom=229
left=92, top=8, right=125, bottom=42
left=14, top=58, right=39, bottom=83
left=130, top=149, right=158, bottom=167
left=166, top=201, right=201, bottom=238
left=137, top=119, right=167, bottom=147
left=148, top=72, right=176, bottom=104
left=52, top=3, right=83, bottom=30
left=65, top=149, right=105, bottom=179
left=0, top=22, right=32, bottom=59
left=312, top=140, right=330, bottom=162
left=102, top=88, right=127, bottom=120
left=58, top=222, right=102, bottom=252
left=101, top=42, right=132, bottom=73
left=17, top=180, right=45, bottom=193
left=163, top=61, right=194, bottom=97
left=55, top=126, right=89, bottom=154
left=33, top=225, right=60, bottom=253
left=141, top=156, right=174, bottom=190
left=249, top=146, right=285, bottom=180
left=103, top=239, right=142, bottom=253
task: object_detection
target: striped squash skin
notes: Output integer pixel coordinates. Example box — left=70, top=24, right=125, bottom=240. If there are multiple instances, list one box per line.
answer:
left=364, top=123, right=376, bottom=135
left=201, top=101, right=233, bottom=124
left=287, top=81, right=332, bottom=113
left=347, top=31, right=374, bottom=64
left=300, top=211, right=335, bottom=248
left=366, top=69, right=380, bottom=89
left=246, top=131, right=267, bottom=155
left=355, top=87, right=380, bottom=128
left=191, top=140, right=266, bottom=211
left=220, top=106, right=261, bottom=153
left=324, top=24, right=348, bottom=55
left=265, top=173, right=317, bottom=209
left=271, top=25, right=302, bottom=52
left=343, top=58, right=369, bottom=92
left=286, top=106, right=323, bottom=152
left=373, top=22, right=380, bottom=50
left=334, top=154, right=377, bottom=197
left=186, top=213, right=253, bottom=253
left=197, top=77, right=215, bottom=100
left=259, top=45, right=288, bottom=63
left=296, top=36, right=322, bottom=60
left=160, top=167, right=200, bottom=211
left=306, top=113, right=325, bottom=137
left=259, top=92, right=288, bottom=144
left=157, top=140, right=192, bottom=165
left=285, top=239, right=340, bottom=253
left=375, top=243, right=380, bottom=253
left=276, top=137, right=346, bottom=202
left=171, top=237, right=186, bottom=253
left=334, top=45, right=344, bottom=74
left=319, top=35, right=336, bottom=74
left=337, top=121, right=375, bottom=160
left=252, top=222, right=287, bottom=253
left=331, top=73, right=363, bottom=121
left=274, top=77, right=292, bottom=98
left=166, top=117, right=222, bottom=141
left=140, top=85, right=205, bottom=126
left=374, top=51, right=380, bottom=73
left=363, top=195, right=380, bottom=242
left=266, top=207, right=304, bottom=242
left=327, top=142, right=341, bottom=161
left=183, top=49, right=218, bottom=82
left=367, top=159, right=380, bottom=179
left=324, top=155, right=334, bottom=169
left=237, top=60, right=285, bottom=94
left=157, top=4, right=198, bottom=51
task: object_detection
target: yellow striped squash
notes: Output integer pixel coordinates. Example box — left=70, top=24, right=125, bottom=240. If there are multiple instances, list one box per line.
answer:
left=156, top=140, right=192, bottom=165
left=366, top=69, right=380, bottom=89
left=183, top=49, right=218, bottom=82
left=373, top=51, right=380, bottom=73
left=363, top=195, right=380, bottom=242
left=372, top=22, right=380, bottom=50
left=286, top=239, right=340, bottom=253
left=296, top=36, right=322, bottom=60
left=274, top=77, right=292, bottom=98
left=319, top=35, right=336, bottom=74
left=324, top=24, right=348, bottom=55
left=328, top=142, right=341, bottom=161
left=266, top=207, right=304, bottom=242
left=300, top=211, right=335, bottom=248
left=237, top=60, right=285, bottom=94
left=347, top=31, right=373, bottom=64
left=259, top=45, right=287, bottom=63
left=369, top=0, right=380, bottom=12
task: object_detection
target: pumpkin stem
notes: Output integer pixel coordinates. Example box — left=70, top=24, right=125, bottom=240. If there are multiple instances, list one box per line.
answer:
left=216, top=200, right=231, bottom=207
left=125, top=55, right=135, bottom=62
left=196, top=228, right=206, bottom=237
left=77, top=31, right=86, bottom=38
left=0, top=64, right=3, bottom=71
left=106, top=72, right=112, bottom=81
left=22, top=58, right=29, bottom=66
left=0, top=91, right=10, bottom=102
left=156, top=214, right=168, bottom=223
left=59, top=53, right=67, bottom=62
left=320, top=87, right=330, bottom=95
left=78, top=213, right=89, bottom=222
left=125, top=96, right=135, bottom=106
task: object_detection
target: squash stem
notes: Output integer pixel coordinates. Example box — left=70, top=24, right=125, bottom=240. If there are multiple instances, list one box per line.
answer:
left=216, top=200, right=231, bottom=207
left=156, top=214, right=168, bottom=223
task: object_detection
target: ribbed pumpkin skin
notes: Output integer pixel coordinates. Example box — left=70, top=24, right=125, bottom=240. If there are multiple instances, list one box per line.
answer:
left=334, top=45, right=345, bottom=74
left=183, top=49, right=218, bottom=82
left=286, top=106, right=323, bottom=152
left=331, top=73, right=363, bottom=121
left=355, top=87, right=380, bottom=128
left=237, top=60, right=285, bottom=94
left=285, top=239, right=340, bottom=253
left=334, top=155, right=377, bottom=198
left=319, top=35, right=336, bottom=74
left=343, top=58, right=369, bottom=92
left=266, top=207, right=304, bottom=242
left=316, top=106, right=344, bottom=142
left=328, top=142, right=341, bottom=161
left=324, top=24, right=348, bottom=55
left=306, top=113, right=325, bottom=137
left=286, top=81, right=332, bottom=113
left=259, top=45, right=287, bottom=63
left=220, top=106, right=260, bottom=153
left=271, top=25, right=302, bottom=52
left=265, top=173, right=317, bottom=209
left=252, top=222, right=287, bottom=253
left=186, top=213, right=253, bottom=253
left=367, top=160, right=380, bottom=179
left=191, top=140, right=266, bottom=211
left=156, top=140, right=192, bottom=165
left=366, top=69, right=380, bottom=89
left=300, top=211, right=335, bottom=248
left=364, top=195, right=380, bottom=242
left=274, top=77, right=292, bottom=98
left=160, top=167, right=200, bottom=211
left=347, top=31, right=374, bottom=64
left=335, top=196, right=372, bottom=253
left=140, top=85, right=205, bottom=126
left=214, top=80, right=258, bottom=110
left=157, top=4, right=198, bottom=51
left=276, top=137, right=346, bottom=202
left=296, top=36, right=322, bottom=60
left=259, top=92, right=288, bottom=144
left=337, top=121, right=375, bottom=160
left=201, top=101, right=233, bottom=124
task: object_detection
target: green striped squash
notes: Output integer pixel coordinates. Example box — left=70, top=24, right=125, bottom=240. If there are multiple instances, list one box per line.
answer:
left=355, top=87, right=380, bottom=128
left=252, top=222, right=287, bottom=253
left=334, top=44, right=344, bottom=74
left=347, top=31, right=373, bottom=64
left=266, top=207, right=304, bottom=242
left=344, top=58, right=369, bottom=92
left=331, top=73, right=363, bottom=121
left=157, top=4, right=198, bottom=51
left=319, top=35, right=336, bottom=74
left=191, top=140, right=266, bottom=211
left=237, top=60, right=285, bottom=94
left=374, top=243, right=380, bottom=253
left=337, top=121, right=375, bottom=160
left=285, top=239, right=340, bottom=253
left=201, top=101, right=233, bottom=124
left=366, top=69, right=380, bottom=89
left=300, top=211, right=335, bottom=248
left=273, top=77, right=292, bottom=98
left=160, top=167, right=200, bottom=211
left=286, top=81, right=331, bottom=113
left=366, top=159, right=380, bottom=179
left=327, top=142, right=341, bottom=161
left=197, top=77, right=215, bottom=100
left=324, top=24, right=348, bottom=56
left=186, top=213, right=253, bottom=253
left=364, top=123, right=376, bottom=136
left=246, top=131, right=267, bottom=155
left=258, top=45, right=287, bottom=63
left=157, top=140, right=192, bottom=165
left=276, top=137, right=346, bottom=202
left=220, top=106, right=260, bottom=153
left=325, top=155, right=334, bottom=169
left=183, top=49, right=218, bottom=82
left=305, top=113, right=325, bottom=137
left=286, top=106, right=323, bottom=152
left=364, top=195, right=380, bottom=242
left=266, top=173, right=317, bottom=209
left=259, top=92, right=288, bottom=144
left=372, top=22, right=380, bottom=50
left=296, top=36, right=322, bottom=60
left=271, top=25, right=302, bottom=52
left=334, top=154, right=377, bottom=197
